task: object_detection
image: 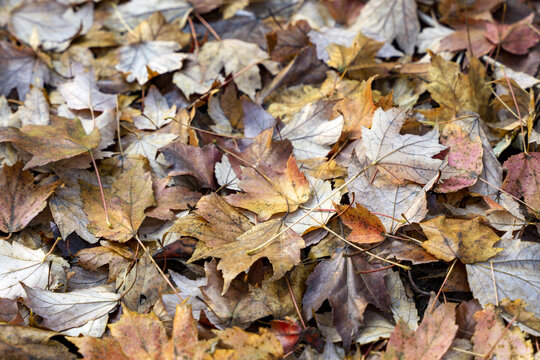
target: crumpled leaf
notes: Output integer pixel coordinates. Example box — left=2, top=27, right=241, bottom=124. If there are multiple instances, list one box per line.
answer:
left=419, top=216, right=501, bottom=263
left=194, top=39, right=279, bottom=100
left=362, top=107, right=447, bottom=185
left=279, top=100, right=343, bottom=160
left=338, top=203, right=386, bottom=244
left=226, top=156, right=310, bottom=221
left=303, top=250, right=391, bottom=348
left=132, top=86, right=176, bottom=130
left=81, top=157, right=155, bottom=242
left=466, top=239, right=540, bottom=327
left=59, top=69, right=116, bottom=112
left=0, top=116, right=100, bottom=169
left=352, top=0, right=419, bottom=54
left=502, top=152, right=540, bottom=211
left=199, top=259, right=272, bottom=328
left=146, top=177, right=201, bottom=220
left=0, top=41, right=51, bottom=98
left=0, top=241, right=68, bottom=300
left=193, top=219, right=305, bottom=295
left=161, top=142, right=220, bottom=188
left=382, top=302, right=458, bottom=360
left=76, top=241, right=134, bottom=282
left=22, top=284, right=120, bottom=337
left=0, top=162, right=59, bottom=233
left=472, top=304, right=533, bottom=359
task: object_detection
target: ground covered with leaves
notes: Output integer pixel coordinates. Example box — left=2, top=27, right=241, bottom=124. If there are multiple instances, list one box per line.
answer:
left=0, top=0, right=540, bottom=359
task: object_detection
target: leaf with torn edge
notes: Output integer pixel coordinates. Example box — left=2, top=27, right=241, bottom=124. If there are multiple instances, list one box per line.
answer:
left=279, top=100, right=343, bottom=160
left=0, top=241, right=68, bottom=300
left=0, top=116, right=100, bottom=169
left=420, top=216, right=501, bottom=263
left=132, top=86, right=176, bottom=130
left=226, top=156, right=310, bottom=221
left=22, top=284, right=120, bottom=337
left=192, top=219, right=304, bottom=295
left=0, top=162, right=59, bottom=233
left=81, top=157, right=155, bottom=242
left=362, top=108, right=447, bottom=185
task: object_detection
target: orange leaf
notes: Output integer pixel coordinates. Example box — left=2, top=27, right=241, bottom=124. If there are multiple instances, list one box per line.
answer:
left=337, top=203, right=386, bottom=243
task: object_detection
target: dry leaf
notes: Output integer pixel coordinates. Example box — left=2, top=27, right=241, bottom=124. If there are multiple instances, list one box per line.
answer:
left=132, top=86, right=176, bottom=130
left=146, top=177, right=201, bottom=220
left=502, top=152, right=540, bottom=211
left=59, top=69, right=116, bottom=112
left=338, top=203, right=386, bottom=244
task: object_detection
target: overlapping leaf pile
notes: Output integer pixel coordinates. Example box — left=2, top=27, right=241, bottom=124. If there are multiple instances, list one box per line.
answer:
left=0, top=0, right=539, bottom=359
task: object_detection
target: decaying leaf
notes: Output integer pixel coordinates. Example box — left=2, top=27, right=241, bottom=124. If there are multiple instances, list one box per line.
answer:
left=0, top=162, right=59, bottom=233
left=419, top=216, right=501, bottom=263
left=338, top=203, right=386, bottom=244
left=502, top=152, right=540, bottom=212
left=59, top=69, right=116, bottom=112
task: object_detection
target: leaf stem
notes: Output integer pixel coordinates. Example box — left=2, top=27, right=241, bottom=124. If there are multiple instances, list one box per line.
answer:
left=89, top=150, right=111, bottom=229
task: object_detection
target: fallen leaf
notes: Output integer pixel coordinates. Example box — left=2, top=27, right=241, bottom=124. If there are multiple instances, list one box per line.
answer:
left=502, top=152, right=540, bottom=211
left=485, top=14, right=540, bottom=55
left=211, top=326, right=283, bottom=359
left=82, top=157, right=155, bottom=242
left=419, top=216, right=501, bottom=263
left=0, top=241, right=68, bottom=300
left=59, top=68, right=116, bottom=112
left=0, top=162, right=59, bottom=233
left=76, top=241, right=133, bottom=282
left=124, top=132, right=179, bottom=177
left=0, top=41, right=51, bottom=98
left=466, top=239, right=540, bottom=327
left=215, top=154, right=241, bottom=191
left=13, top=87, right=50, bottom=126
left=106, top=0, right=192, bottom=31
left=226, top=156, right=310, bottom=221
left=267, top=20, right=312, bottom=62
left=362, top=107, right=447, bottom=185
left=0, top=116, right=100, bottom=169
left=303, top=249, right=391, bottom=347
left=279, top=100, right=343, bottom=160
left=22, top=284, right=120, bottom=337
left=352, top=0, right=419, bottom=54
left=338, top=203, right=386, bottom=244
left=132, top=86, right=176, bottom=130
left=382, top=302, right=458, bottom=360
left=146, top=177, right=201, bottom=220
left=194, top=219, right=304, bottom=295
left=472, top=304, right=533, bottom=359
left=161, top=142, right=220, bottom=188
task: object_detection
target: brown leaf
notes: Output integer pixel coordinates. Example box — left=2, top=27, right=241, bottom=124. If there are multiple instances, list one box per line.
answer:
left=0, top=162, right=59, bottom=233
left=76, top=241, right=134, bottom=282
left=194, top=219, right=305, bottom=294
left=383, top=303, right=458, bottom=360
left=337, top=203, right=386, bottom=244
left=146, top=177, right=201, bottom=221
left=226, top=156, right=310, bottom=220
left=267, top=20, right=312, bottom=62
left=0, top=117, right=100, bottom=169
left=82, top=157, right=155, bottom=242
left=419, top=216, right=501, bottom=263
left=502, top=152, right=540, bottom=211
left=303, top=250, right=391, bottom=347
left=162, top=142, right=221, bottom=188
left=211, top=327, right=283, bottom=359
left=472, top=304, right=533, bottom=359
left=485, top=14, right=540, bottom=55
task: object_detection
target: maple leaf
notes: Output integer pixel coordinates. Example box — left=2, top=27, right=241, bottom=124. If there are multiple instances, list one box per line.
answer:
left=419, top=216, right=501, bottom=263
left=12, top=87, right=50, bottom=126
left=0, top=41, right=51, bottom=98
left=193, top=219, right=305, bottom=295
left=116, top=14, right=188, bottom=85
left=279, top=100, right=343, bottom=160
left=303, top=249, right=391, bottom=347
left=382, top=302, right=458, bottom=360
left=76, top=241, right=134, bottom=282
left=267, top=20, right=312, bottom=62
left=194, top=39, right=279, bottom=100
left=145, top=177, right=201, bottom=220
left=161, top=142, right=220, bottom=188
left=472, top=304, right=533, bottom=359
left=132, top=86, right=176, bottom=130
left=124, top=133, right=179, bottom=177
left=0, top=116, right=100, bottom=169
left=502, top=152, right=540, bottom=212
left=22, top=284, right=120, bottom=337
left=226, top=156, right=310, bottom=221
left=485, top=14, right=540, bottom=55
left=352, top=0, right=419, bottom=54
left=171, top=193, right=252, bottom=247
left=59, top=68, right=116, bottom=112
left=362, top=107, right=448, bottom=185
left=81, top=157, right=155, bottom=242
left=0, top=241, right=68, bottom=300
left=337, top=203, right=386, bottom=244
left=0, top=162, right=59, bottom=233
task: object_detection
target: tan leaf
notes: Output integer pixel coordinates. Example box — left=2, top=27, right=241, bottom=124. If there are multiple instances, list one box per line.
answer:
left=145, top=177, right=201, bottom=221
left=82, top=157, right=155, bottom=242
left=131, top=86, right=176, bottom=130
left=211, top=327, right=283, bottom=359
left=76, top=241, right=134, bottom=282
left=0, top=162, right=59, bottom=233
left=59, top=69, right=116, bottom=112
left=226, top=156, right=310, bottom=221
left=420, top=216, right=502, bottom=263
left=194, top=219, right=304, bottom=295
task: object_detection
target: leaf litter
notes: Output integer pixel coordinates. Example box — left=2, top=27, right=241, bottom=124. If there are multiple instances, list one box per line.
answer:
left=0, top=0, right=539, bottom=359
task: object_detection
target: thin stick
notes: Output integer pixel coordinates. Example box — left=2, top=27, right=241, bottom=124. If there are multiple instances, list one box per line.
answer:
left=194, top=12, right=221, bottom=41
left=501, top=66, right=526, bottom=153
left=490, top=261, right=499, bottom=306
left=42, top=235, right=62, bottom=262
left=187, top=16, right=199, bottom=53
left=115, top=97, right=124, bottom=158
left=428, top=258, right=457, bottom=313
left=478, top=177, right=538, bottom=214
left=285, top=275, right=306, bottom=329
left=89, top=151, right=111, bottom=229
